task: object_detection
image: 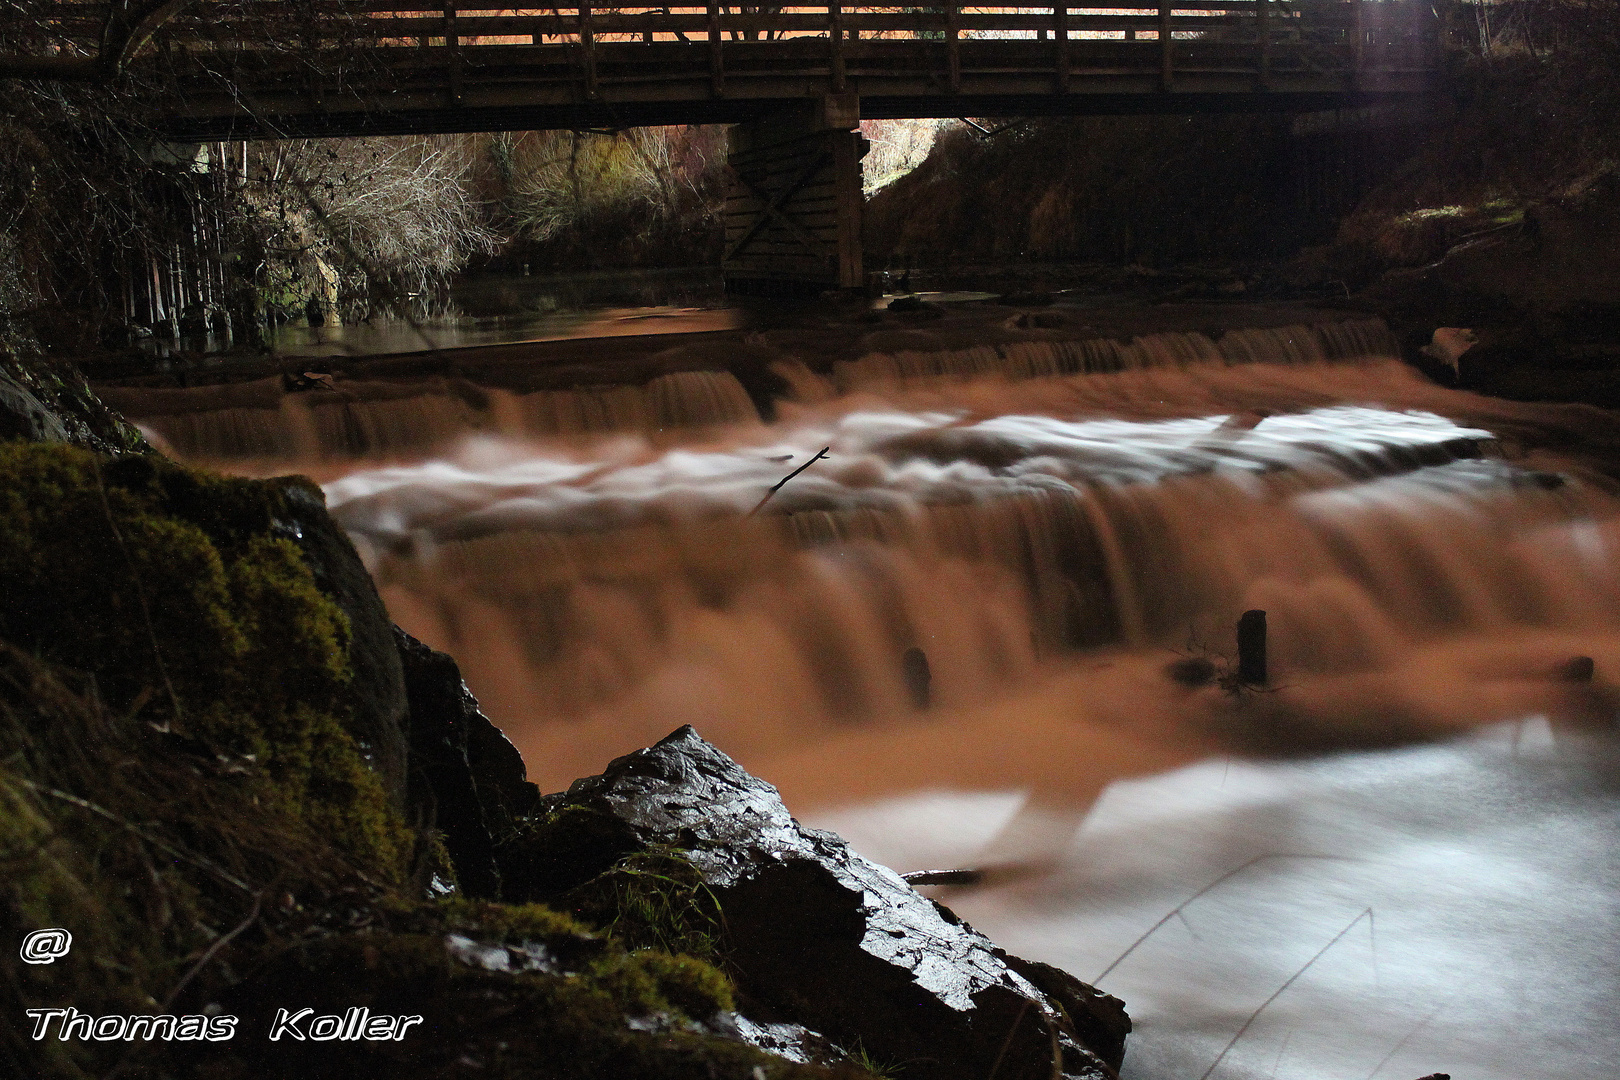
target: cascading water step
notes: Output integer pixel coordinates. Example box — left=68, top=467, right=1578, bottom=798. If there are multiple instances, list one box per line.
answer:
left=98, top=315, right=1401, bottom=464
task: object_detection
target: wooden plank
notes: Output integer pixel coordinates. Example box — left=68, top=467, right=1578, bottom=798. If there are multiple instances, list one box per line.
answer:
left=707, top=0, right=722, bottom=95
left=1054, top=3, right=1068, bottom=94
left=723, top=152, right=831, bottom=261
left=1159, top=0, right=1172, bottom=91
left=579, top=2, right=596, bottom=98
left=828, top=0, right=843, bottom=93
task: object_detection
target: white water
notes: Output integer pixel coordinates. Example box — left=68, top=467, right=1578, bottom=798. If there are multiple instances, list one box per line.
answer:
left=150, top=318, right=1620, bottom=1079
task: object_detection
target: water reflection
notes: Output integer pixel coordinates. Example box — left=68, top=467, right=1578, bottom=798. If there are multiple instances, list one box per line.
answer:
left=139, top=266, right=735, bottom=359
left=266, top=303, right=743, bottom=359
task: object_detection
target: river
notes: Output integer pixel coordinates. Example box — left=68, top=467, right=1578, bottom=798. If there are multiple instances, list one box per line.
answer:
left=103, top=302, right=1620, bottom=1080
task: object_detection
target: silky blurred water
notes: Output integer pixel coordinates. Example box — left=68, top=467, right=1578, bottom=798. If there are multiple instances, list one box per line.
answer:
left=141, top=316, right=1620, bottom=1079
left=809, top=723, right=1620, bottom=1080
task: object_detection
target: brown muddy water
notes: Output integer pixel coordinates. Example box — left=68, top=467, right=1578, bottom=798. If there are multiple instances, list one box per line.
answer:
left=105, top=302, right=1620, bottom=1080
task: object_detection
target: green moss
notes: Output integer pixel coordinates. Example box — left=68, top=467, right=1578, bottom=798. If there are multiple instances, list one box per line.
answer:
left=0, top=645, right=381, bottom=1079
left=0, top=441, right=408, bottom=877
left=435, top=897, right=596, bottom=941
left=0, top=646, right=872, bottom=1080
left=592, top=949, right=736, bottom=1019
left=0, top=443, right=872, bottom=1080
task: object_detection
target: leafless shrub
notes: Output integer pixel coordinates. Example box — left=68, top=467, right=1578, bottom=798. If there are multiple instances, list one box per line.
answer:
left=491, top=125, right=727, bottom=269
left=861, top=118, right=945, bottom=197
left=242, top=135, right=500, bottom=318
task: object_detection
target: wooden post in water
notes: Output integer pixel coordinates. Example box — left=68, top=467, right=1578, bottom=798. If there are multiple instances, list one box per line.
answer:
left=945, top=1, right=961, bottom=93
left=903, top=646, right=932, bottom=710
left=1237, top=609, right=1267, bottom=686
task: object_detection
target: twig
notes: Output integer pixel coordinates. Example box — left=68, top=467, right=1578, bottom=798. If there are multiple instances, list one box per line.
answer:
left=1197, top=907, right=1374, bottom=1080
left=745, top=447, right=829, bottom=518
left=1094, top=854, right=1351, bottom=984
left=104, top=887, right=268, bottom=1080
left=159, top=887, right=266, bottom=1013
left=1362, top=998, right=1450, bottom=1080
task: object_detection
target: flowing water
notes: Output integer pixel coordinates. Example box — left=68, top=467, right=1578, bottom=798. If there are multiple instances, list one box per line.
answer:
left=126, top=315, right=1620, bottom=1079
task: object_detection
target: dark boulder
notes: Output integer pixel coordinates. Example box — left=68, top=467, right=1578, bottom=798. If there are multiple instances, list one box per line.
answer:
left=393, top=627, right=539, bottom=898
left=275, top=480, right=412, bottom=805
left=505, top=725, right=1130, bottom=1080
left=0, top=369, right=70, bottom=443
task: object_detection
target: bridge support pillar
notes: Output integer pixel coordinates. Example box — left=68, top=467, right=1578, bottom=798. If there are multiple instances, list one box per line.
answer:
left=723, top=94, right=867, bottom=295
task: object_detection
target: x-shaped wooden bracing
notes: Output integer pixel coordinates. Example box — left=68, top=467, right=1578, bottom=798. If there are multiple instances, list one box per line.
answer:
left=724, top=153, right=834, bottom=262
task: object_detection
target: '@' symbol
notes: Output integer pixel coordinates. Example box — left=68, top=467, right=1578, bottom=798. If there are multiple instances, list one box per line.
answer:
left=20, top=929, right=72, bottom=965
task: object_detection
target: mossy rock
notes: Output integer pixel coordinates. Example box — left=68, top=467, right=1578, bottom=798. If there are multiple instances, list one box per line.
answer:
left=0, top=351, right=150, bottom=454
left=0, top=648, right=874, bottom=1080
left=0, top=441, right=409, bottom=876
left=200, top=904, right=870, bottom=1080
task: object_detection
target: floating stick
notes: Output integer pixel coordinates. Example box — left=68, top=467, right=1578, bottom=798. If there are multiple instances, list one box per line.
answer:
left=745, top=446, right=830, bottom=517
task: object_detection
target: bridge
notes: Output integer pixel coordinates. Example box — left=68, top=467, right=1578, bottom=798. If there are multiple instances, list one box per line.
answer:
left=4, top=0, right=1447, bottom=291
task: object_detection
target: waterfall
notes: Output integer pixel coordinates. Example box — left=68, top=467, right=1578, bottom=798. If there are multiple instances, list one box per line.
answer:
left=107, top=369, right=760, bottom=462
left=306, top=348, right=1620, bottom=792
left=828, top=318, right=1397, bottom=391
left=119, top=317, right=1620, bottom=797
left=101, top=317, right=1396, bottom=463
left=120, top=309, right=1620, bottom=1080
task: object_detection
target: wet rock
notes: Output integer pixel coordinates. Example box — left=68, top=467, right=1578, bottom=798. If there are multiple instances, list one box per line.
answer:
left=0, top=369, right=70, bottom=443
left=998, top=954, right=1132, bottom=1073
left=1553, top=655, right=1595, bottom=683
left=394, top=627, right=539, bottom=898
left=887, top=294, right=945, bottom=318
left=710, top=1013, right=849, bottom=1067
left=509, top=725, right=1129, bottom=1079
left=1418, top=327, right=1478, bottom=377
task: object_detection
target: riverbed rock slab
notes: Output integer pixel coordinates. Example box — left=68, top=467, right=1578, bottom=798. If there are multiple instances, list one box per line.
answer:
left=512, top=725, right=1128, bottom=1080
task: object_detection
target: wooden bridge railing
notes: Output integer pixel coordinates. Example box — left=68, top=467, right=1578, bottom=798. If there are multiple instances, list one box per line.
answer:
left=2, top=1, right=1443, bottom=133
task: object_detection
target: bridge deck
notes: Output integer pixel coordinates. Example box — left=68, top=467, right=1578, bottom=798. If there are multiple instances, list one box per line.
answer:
left=4, top=1, right=1443, bottom=137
